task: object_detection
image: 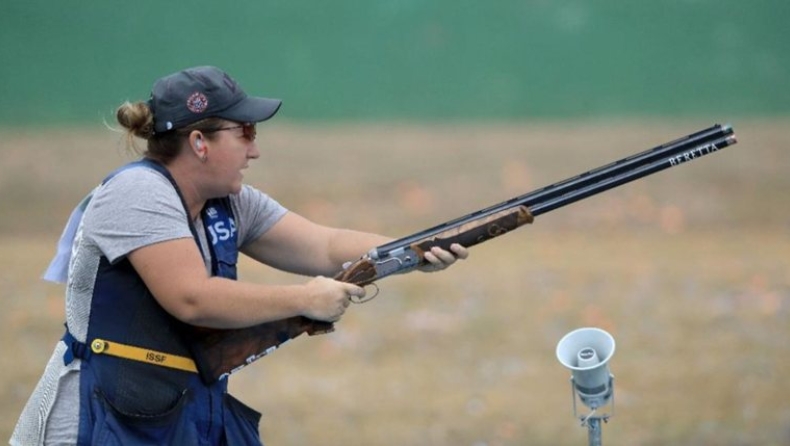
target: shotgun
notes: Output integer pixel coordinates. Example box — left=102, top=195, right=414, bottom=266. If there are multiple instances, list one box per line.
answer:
left=189, top=124, right=738, bottom=383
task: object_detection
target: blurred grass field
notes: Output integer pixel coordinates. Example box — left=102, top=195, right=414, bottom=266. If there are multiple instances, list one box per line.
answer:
left=1, top=120, right=788, bottom=445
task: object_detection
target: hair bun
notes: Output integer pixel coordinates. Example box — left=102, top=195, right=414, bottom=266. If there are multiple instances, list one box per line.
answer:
left=116, top=101, right=154, bottom=140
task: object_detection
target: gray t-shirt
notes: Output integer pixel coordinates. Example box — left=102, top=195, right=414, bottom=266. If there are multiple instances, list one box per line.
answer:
left=11, top=167, right=287, bottom=446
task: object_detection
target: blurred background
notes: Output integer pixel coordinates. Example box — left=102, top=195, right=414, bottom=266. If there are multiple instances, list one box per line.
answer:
left=1, top=1, right=788, bottom=445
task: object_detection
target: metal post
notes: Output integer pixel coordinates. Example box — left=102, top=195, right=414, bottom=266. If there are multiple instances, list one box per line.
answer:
left=568, top=375, right=614, bottom=446
left=585, top=417, right=603, bottom=446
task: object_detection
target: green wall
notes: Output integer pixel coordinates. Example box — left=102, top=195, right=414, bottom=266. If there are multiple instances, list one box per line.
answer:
left=1, top=0, right=787, bottom=124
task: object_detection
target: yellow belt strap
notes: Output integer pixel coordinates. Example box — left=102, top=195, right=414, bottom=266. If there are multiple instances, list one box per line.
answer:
left=90, top=338, right=198, bottom=373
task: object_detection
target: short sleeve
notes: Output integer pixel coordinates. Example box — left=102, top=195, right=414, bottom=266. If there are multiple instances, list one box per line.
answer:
left=81, top=168, right=194, bottom=263
left=231, top=184, right=288, bottom=248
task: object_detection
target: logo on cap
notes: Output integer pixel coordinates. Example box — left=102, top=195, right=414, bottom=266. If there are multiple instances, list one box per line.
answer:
left=186, top=92, right=209, bottom=113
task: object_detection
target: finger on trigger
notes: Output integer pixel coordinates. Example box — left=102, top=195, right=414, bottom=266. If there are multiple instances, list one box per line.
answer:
left=347, top=284, right=365, bottom=299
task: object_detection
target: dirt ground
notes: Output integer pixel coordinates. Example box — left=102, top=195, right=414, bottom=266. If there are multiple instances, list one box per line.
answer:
left=1, top=119, right=788, bottom=445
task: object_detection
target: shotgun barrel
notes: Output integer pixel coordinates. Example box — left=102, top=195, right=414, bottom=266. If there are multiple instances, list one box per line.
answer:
left=372, top=124, right=733, bottom=258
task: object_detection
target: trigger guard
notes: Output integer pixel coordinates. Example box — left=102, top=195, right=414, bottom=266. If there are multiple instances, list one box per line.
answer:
left=351, top=283, right=380, bottom=304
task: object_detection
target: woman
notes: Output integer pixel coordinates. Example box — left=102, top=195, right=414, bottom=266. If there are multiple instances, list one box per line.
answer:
left=12, top=66, right=467, bottom=445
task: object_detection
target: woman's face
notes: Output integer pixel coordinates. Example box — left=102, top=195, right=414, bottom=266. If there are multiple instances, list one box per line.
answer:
left=203, top=121, right=260, bottom=196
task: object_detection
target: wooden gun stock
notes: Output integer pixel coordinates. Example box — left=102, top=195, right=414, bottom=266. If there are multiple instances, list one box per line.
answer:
left=188, top=317, right=333, bottom=383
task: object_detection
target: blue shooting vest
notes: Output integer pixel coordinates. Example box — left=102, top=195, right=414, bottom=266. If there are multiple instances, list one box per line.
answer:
left=60, top=159, right=263, bottom=445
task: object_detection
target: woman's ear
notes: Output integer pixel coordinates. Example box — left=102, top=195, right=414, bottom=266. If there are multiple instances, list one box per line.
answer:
left=188, top=131, right=208, bottom=161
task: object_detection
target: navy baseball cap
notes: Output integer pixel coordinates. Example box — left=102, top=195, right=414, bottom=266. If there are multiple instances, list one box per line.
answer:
left=148, top=66, right=282, bottom=133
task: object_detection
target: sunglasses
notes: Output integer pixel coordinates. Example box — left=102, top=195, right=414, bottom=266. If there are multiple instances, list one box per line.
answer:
left=203, top=123, right=257, bottom=141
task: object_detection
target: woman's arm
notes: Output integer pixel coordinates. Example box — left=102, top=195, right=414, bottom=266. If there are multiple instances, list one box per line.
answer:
left=127, top=237, right=364, bottom=329
left=242, top=212, right=391, bottom=277
left=243, top=211, right=469, bottom=278
left=129, top=212, right=466, bottom=330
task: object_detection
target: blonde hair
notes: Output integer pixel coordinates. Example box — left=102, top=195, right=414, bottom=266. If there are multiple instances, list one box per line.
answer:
left=116, top=101, right=154, bottom=140
left=115, top=101, right=224, bottom=164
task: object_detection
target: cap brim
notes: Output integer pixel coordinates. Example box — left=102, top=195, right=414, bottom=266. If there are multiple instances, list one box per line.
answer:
left=220, top=96, right=282, bottom=124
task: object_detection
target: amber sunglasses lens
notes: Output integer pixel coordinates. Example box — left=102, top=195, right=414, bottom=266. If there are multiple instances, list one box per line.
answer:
left=242, top=124, right=257, bottom=141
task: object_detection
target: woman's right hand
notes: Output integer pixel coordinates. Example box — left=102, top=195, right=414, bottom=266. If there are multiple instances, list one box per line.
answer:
left=301, top=276, right=365, bottom=322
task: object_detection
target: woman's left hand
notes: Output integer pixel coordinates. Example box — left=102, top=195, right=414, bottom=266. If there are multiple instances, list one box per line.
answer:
left=418, top=243, right=469, bottom=273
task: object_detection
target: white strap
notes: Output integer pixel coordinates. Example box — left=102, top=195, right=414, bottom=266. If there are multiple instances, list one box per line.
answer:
left=42, top=194, right=92, bottom=284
